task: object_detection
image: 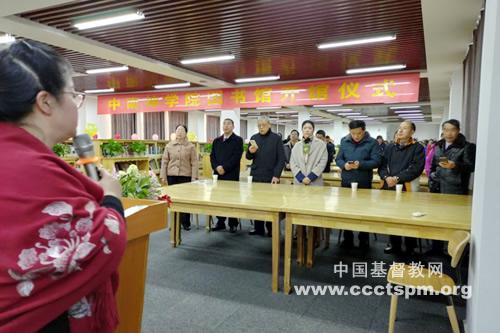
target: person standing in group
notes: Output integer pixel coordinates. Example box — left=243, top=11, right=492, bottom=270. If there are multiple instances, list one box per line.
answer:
left=290, top=121, right=328, bottom=186
left=160, top=124, right=199, bottom=230
left=425, top=139, right=437, bottom=177
left=0, top=40, right=127, bottom=333
left=379, top=121, right=425, bottom=255
left=284, top=129, right=300, bottom=171
left=428, top=119, right=476, bottom=254
left=335, top=120, right=382, bottom=249
left=376, top=135, right=386, bottom=152
left=210, top=118, right=244, bottom=233
left=316, top=130, right=336, bottom=172
left=246, top=116, right=285, bottom=236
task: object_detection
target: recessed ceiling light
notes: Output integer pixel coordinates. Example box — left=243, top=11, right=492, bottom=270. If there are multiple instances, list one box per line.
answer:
left=0, top=34, right=15, bottom=44
left=326, top=109, right=353, bottom=112
left=394, top=110, right=423, bottom=114
left=180, top=54, right=235, bottom=65
left=256, top=106, right=281, bottom=110
left=74, top=11, right=145, bottom=30
left=235, top=75, right=280, bottom=83
left=154, top=82, right=191, bottom=89
left=318, top=34, right=396, bottom=49
left=346, top=64, right=406, bottom=75
left=86, top=66, right=129, bottom=74
left=312, top=104, right=342, bottom=108
left=390, top=105, right=421, bottom=110
left=84, top=88, right=115, bottom=94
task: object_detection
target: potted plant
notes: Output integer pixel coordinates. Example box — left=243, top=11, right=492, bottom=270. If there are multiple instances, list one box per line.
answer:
left=52, top=143, right=70, bottom=157
left=101, top=140, right=125, bottom=157
left=128, top=141, right=147, bottom=156
left=116, top=165, right=162, bottom=199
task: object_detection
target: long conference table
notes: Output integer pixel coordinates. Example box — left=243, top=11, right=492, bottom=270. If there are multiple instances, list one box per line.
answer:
left=164, top=180, right=472, bottom=294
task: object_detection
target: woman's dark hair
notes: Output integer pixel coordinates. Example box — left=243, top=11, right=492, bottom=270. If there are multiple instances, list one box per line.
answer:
left=175, top=124, right=188, bottom=132
left=348, top=120, right=366, bottom=130
left=301, top=120, right=315, bottom=130
left=0, top=40, right=72, bottom=122
left=290, top=129, right=299, bottom=136
left=402, top=120, right=416, bottom=131
left=316, top=130, right=326, bottom=137
left=442, top=119, right=460, bottom=130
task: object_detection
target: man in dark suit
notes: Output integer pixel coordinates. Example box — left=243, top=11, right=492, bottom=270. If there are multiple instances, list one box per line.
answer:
left=210, top=118, right=244, bottom=233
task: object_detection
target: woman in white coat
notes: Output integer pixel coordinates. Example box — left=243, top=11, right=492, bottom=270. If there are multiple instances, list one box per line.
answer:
left=290, top=120, right=328, bottom=186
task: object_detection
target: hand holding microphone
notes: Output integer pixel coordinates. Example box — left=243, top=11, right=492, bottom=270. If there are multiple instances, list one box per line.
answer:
left=74, top=134, right=122, bottom=198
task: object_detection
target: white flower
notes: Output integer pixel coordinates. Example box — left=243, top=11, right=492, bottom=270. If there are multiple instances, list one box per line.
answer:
left=85, top=201, right=96, bottom=217
left=17, top=280, right=34, bottom=297
left=17, top=248, right=38, bottom=270
left=75, top=217, right=93, bottom=234
left=39, top=222, right=71, bottom=240
left=68, top=297, right=92, bottom=318
left=104, top=214, right=120, bottom=235
left=42, top=201, right=73, bottom=218
left=73, top=240, right=96, bottom=261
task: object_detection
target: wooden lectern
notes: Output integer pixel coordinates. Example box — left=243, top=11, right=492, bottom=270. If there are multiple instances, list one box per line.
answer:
left=115, top=198, right=168, bottom=333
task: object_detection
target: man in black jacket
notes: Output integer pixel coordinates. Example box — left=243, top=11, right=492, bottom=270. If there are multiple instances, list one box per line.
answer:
left=316, top=130, right=335, bottom=172
left=210, top=118, right=244, bottom=232
left=428, top=119, right=475, bottom=254
left=246, top=116, right=285, bottom=236
left=379, top=121, right=425, bottom=255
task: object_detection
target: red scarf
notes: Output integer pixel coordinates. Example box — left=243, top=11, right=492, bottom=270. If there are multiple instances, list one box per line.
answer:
left=0, top=123, right=127, bottom=333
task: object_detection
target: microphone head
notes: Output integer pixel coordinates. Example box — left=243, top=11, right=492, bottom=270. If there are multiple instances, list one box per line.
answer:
left=73, top=134, right=95, bottom=158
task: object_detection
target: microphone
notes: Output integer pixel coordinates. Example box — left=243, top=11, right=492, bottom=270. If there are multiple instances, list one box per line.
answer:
left=73, top=134, right=101, bottom=181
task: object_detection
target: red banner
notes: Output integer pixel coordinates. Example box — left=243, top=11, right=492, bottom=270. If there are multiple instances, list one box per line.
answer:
left=98, top=73, right=419, bottom=114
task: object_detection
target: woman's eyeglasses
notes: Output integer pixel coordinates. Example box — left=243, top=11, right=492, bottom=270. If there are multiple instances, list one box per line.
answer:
left=63, top=91, right=86, bottom=109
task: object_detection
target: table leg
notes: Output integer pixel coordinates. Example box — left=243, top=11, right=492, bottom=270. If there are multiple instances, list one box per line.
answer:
left=284, top=216, right=293, bottom=294
left=170, top=211, right=177, bottom=248
left=306, top=226, right=315, bottom=268
left=296, top=225, right=305, bottom=266
left=176, top=212, right=181, bottom=246
left=272, top=215, right=280, bottom=293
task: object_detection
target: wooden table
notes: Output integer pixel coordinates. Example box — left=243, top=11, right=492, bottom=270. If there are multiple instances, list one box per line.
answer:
left=164, top=180, right=286, bottom=293
left=282, top=187, right=472, bottom=294
left=280, top=171, right=429, bottom=189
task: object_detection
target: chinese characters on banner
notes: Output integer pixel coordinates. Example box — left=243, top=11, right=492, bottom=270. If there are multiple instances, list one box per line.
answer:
left=97, top=73, right=420, bottom=115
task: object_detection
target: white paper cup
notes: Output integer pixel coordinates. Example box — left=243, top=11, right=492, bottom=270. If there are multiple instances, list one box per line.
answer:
left=351, top=182, right=358, bottom=191
left=396, top=184, right=403, bottom=193
left=212, top=175, right=218, bottom=182
left=247, top=176, right=253, bottom=183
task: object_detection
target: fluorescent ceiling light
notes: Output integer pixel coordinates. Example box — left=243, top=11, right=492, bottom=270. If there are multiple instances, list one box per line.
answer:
left=326, top=109, right=353, bottom=112
left=256, top=106, right=281, bottom=110
left=318, top=34, right=396, bottom=49
left=154, top=82, right=191, bottom=89
left=390, top=105, right=421, bottom=110
left=312, top=104, right=342, bottom=108
left=0, top=34, right=15, bottom=44
left=338, top=112, right=361, bottom=116
left=394, top=110, right=422, bottom=114
left=74, top=11, right=145, bottom=30
left=275, top=111, right=298, bottom=114
left=84, top=88, right=115, bottom=94
left=400, top=114, right=423, bottom=117
left=346, top=64, right=406, bottom=75
left=235, top=75, right=280, bottom=83
left=180, top=54, right=235, bottom=65
left=86, top=66, right=129, bottom=74
left=347, top=115, right=368, bottom=118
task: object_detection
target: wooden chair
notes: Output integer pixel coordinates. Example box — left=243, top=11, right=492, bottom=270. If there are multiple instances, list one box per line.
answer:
left=387, top=231, right=470, bottom=333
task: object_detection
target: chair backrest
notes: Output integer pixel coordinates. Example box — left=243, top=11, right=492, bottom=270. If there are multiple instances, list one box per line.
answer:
left=448, top=231, right=471, bottom=268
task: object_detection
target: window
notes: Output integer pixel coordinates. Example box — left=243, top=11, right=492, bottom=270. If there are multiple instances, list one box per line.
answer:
left=144, top=112, right=165, bottom=140
left=111, top=114, right=136, bottom=139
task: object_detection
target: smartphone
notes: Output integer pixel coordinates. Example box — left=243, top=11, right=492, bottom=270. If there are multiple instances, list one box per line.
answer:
left=347, top=161, right=355, bottom=164
left=249, top=139, right=257, bottom=146
left=439, top=156, right=449, bottom=163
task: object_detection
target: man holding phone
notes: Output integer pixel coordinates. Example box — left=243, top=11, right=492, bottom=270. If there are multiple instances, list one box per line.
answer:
left=335, top=120, right=381, bottom=249
left=246, top=116, right=285, bottom=236
left=428, top=119, right=476, bottom=254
